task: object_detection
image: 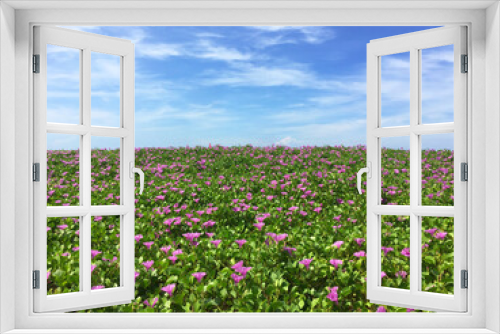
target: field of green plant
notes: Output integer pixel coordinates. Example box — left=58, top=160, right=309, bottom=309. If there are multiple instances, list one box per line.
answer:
left=46, top=145, right=454, bottom=312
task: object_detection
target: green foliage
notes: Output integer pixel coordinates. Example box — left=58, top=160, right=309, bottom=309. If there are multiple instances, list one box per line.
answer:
left=45, top=145, right=453, bottom=312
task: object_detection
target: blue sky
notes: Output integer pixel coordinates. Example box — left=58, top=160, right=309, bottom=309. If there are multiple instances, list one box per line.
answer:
left=48, top=26, right=454, bottom=150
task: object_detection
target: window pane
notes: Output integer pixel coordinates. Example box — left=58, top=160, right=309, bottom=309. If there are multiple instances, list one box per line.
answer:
left=381, top=215, right=410, bottom=290
left=47, top=133, right=80, bottom=206
left=421, top=133, right=454, bottom=206
left=91, top=137, right=121, bottom=205
left=47, top=45, right=81, bottom=124
left=381, top=52, right=410, bottom=127
left=381, top=137, right=410, bottom=205
left=91, top=215, right=121, bottom=290
left=421, top=45, right=454, bottom=124
left=47, top=217, right=80, bottom=295
left=91, top=52, right=121, bottom=127
left=421, top=216, right=454, bottom=294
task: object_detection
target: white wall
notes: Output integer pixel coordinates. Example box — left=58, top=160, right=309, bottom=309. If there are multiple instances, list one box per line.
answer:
left=0, top=2, right=16, bottom=333
left=485, top=2, right=500, bottom=333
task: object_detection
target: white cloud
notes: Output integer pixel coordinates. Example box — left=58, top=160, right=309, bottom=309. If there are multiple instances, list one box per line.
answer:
left=249, top=26, right=335, bottom=46
left=137, top=43, right=183, bottom=59
left=191, top=40, right=253, bottom=62
left=276, top=136, right=296, bottom=146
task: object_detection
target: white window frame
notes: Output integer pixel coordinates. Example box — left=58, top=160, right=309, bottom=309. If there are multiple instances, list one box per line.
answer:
left=1, top=1, right=499, bottom=333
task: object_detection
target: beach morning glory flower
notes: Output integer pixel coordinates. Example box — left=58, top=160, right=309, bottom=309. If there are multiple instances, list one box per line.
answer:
left=401, top=248, right=410, bottom=257
left=91, top=285, right=105, bottom=290
left=232, top=261, right=244, bottom=271
left=253, top=222, right=265, bottom=231
left=326, top=286, right=339, bottom=304
left=332, top=241, right=344, bottom=249
left=142, top=260, right=154, bottom=271
left=235, top=239, right=247, bottom=248
left=231, top=273, right=244, bottom=285
left=299, top=258, right=313, bottom=270
left=354, top=251, right=366, bottom=258
left=435, top=232, right=448, bottom=239
left=235, top=266, right=252, bottom=277
left=192, top=272, right=207, bottom=283
left=283, top=246, right=297, bottom=255
left=160, top=246, right=171, bottom=255
left=91, top=250, right=102, bottom=259
left=330, top=259, right=343, bottom=269
left=211, top=240, right=222, bottom=248
left=143, top=241, right=154, bottom=249
left=377, top=306, right=387, bottom=312
left=381, top=247, right=394, bottom=256
left=144, top=298, right=158, bottom=308
left=168, top=256, right=178, bottom=264
left=161, top=283, right=176, bottom=297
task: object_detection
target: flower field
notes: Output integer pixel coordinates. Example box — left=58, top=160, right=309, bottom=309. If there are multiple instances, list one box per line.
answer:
left=46, top=145, right=455, bottom=312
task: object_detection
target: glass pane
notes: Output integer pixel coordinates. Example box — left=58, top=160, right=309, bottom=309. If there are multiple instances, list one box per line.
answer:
left=47, top=216, right=80, bottom=295
left=91, top=215, right=121, bottom=290
left=47, top=133, right=80, bottom=206
left=381, top=51, right=410, bottom=127
left=91, top=52, right=121, bottom=127
left=421, top=45, right=454, bottom=124
left=91, top=137, right=121, bottom=205
left=47, top=44, right=81, bottom=124
left=421, top=133, right=454, bottom=206
left=421, top=216, right=454, bottom=294
left=381, top=137, right=410, bottom=205
left=381, top=215, right=410, bottom=290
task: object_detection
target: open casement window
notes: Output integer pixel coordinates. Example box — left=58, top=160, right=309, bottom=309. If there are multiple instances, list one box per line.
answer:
left=33, top=26, right=140, bottom=312
left=364, top=26, right=467, bottom=312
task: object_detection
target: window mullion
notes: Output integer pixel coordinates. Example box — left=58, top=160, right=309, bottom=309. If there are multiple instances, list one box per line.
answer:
left=409, top=47, right=420, bottom=294
left=82, top=47, right=91, bottom=294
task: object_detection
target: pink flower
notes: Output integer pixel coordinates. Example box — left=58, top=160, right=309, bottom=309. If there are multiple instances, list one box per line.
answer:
left=231, top=273, right=244, bottom=285
left=235, top=239, right=247, bottom=248
left=91, top=250, right=102, bottom=259
left=401, top=248, right=410, bottom=257
left=354, top=251, right=366, bottom=258
left=57, top=225, right=68, bottom=230
left=235, top=266, right=252, bottom=277
left=396, top=271, right=408, bottom=279
left=168, top=256, right=178, bottom=264
left=381, top=272, right=387, bottom=279
left=381, top=247, right=394, bottom=256
left=172, top=249, right=183, bottom=256
left=160, top=246, right=171, bottom=255
left=283, top=246, right=297, bottom=255
left=376, top=306, right=387, bottom=312
left=254, top=222, right=265, bottom=231
left=143, top=241, right=154, bottom=249
left=91, top=285, right=105, bottom=290
left=211, top=240, right=222, bottom=248
left=192, top=272, right=206, bottom=283
left=330, top=259, right=343, bottom=269
left=332, top=241, right=344, bottom=249
left=206, top=232, right=215, bottom=238
left=144, top=297, right=158, bottom=308
left=183, top=232, right=202, bottom=243
left=134, top=272, right=140, bottom=280
left=299, top=258, right=313, bottom=270
left=134, top=234, right=143, bottom=242
left=142, top=260, right=154, bottom=271
left=425, top=228, right=438, bottom=235
left=326, top=286, right=339, bottom=304
left=435, top=232, right=448, bottom=240
left=91, top=265, right=97, bottom=272
left=355, top=238, right=365, bottom=246
left=275, top=234, right=288, bottom=242
left=161, top=283, right=176, bottom=297
left=47, top=271, right=51, bottom=279
left=231, top=261, right=244, bottom=271
left=94, top=216, right=103, bottom=222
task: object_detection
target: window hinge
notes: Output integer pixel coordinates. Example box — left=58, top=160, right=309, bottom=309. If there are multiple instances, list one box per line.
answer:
left=33, top=270, right=40, bottom=289
left=461, top=54, right=468, bottom=73
left=461, top=162, right=468, bottom=181
left=33, top=54, right=40, bottom=73
left=33, top=163, right=40, bottom=182
left=461, top=270, right=468, bottom=289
